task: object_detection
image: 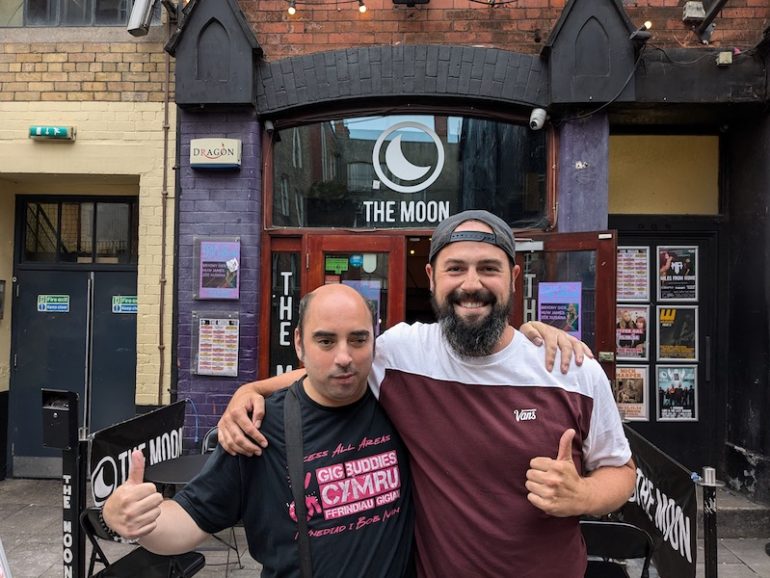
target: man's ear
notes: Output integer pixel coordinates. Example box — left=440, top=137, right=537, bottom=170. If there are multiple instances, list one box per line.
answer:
left=511, top=264, right=521, bottom=293
left=294, top=327, right=303, bottom=361
left=425, top=263, right=435, bottom=292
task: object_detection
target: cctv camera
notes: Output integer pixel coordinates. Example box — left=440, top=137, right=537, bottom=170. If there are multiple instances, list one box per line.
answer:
left=529, top=108, right=547, bottom=130
left=127, top=0, right=158, bottom=37
left=264, top=120, right=275, bottom=134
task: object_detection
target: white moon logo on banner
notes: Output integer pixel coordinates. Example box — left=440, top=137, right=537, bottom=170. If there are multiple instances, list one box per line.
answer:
left=372, top=121, right=445, bottom=194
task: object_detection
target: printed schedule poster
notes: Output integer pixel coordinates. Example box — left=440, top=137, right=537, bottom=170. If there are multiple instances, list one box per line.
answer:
left=657, top=365, right=697, bottom=421
left=658, top=246, right=697, bottom=301
left=616, top=305, right=649, bottom=361
left=618, top=246, right=650, bottom=302
left=198, top=240, right=240, bottom=300
left=197, top=317, right=239, bottom=377
left=614, top=366, right=649, bottom=421
left=538, top=282, right=582, bottom=339
left=657, top=306, right=698, bottom=361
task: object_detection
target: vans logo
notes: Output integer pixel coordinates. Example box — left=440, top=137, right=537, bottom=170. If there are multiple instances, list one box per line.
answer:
left=513, top=409, right=537, bottom=422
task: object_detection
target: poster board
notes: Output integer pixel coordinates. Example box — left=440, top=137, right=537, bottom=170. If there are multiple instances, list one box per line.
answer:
left=194, top=238, right=241, bottom=300
left=192, top=312, right=240, bottom=377
left=614, top=365, right=649, bottom=421
left=617, top=246, right=650, bottom=302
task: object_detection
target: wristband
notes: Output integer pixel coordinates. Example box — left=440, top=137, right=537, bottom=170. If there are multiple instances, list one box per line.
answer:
left=98, top=509, right=138, bottom=544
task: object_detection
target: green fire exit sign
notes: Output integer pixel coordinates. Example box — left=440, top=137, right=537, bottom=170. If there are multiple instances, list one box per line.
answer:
left=29, top=126, right=76, bottom=141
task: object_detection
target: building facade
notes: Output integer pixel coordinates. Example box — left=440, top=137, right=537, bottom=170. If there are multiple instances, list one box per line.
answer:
left=167, top=0, right=770, bottom=502
left=2, top=0, right=769, bottom=506
left=0, top=7, right=176, bottom=477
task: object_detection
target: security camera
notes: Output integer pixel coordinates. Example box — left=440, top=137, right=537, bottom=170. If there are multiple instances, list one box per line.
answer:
left=529, top=108, right=547, bottom=131
left=264, top=120, right=275, bottom=134
left=126, top=0, right=158, bottom=37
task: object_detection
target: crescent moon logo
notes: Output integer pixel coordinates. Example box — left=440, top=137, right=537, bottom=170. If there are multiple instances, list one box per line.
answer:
left=372, top=121, right=445, bottom=194
left=91, top=456, right=118, bottom=506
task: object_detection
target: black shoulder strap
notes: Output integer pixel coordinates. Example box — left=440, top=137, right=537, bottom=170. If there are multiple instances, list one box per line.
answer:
left=284, top=381, right=313, bottom=578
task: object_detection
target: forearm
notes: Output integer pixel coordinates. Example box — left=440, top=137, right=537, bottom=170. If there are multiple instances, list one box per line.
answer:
left=580, top=460, right=636, bottom=516
left=138, top=500, right=209, bottom=555
left=243, top=369, right=303, bottom=397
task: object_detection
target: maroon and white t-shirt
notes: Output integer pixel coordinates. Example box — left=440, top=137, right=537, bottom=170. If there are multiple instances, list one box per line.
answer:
left=369, top=323, right=631, bottom=578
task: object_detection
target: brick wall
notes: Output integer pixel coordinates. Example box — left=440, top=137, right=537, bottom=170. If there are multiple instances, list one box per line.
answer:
left=176, top=108, right=262, bottom=448
left=0, top=38, right=172, bottom=103
left=238, top=0, right=769, bottom=61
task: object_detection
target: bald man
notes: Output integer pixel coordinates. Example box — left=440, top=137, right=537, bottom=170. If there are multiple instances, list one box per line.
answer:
left=103, top=284, right=415, bottom=578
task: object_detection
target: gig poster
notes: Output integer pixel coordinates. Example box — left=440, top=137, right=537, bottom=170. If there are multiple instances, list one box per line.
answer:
left=614, top=365, right=649, bottom=421
left=657, top=306, right=698, bottom=361
left=537, top=282, right=582, bottom=339
left=658, top=246, right=697, bottom=301
left=196, top=316, right=240, bottom=376
left=616, top=305, right=649, bottom=361
left=197, top=239, right=240, bottom=300
left=657, top=365, right=697, bottom=421
left=618, top=246, right=650, bottom=302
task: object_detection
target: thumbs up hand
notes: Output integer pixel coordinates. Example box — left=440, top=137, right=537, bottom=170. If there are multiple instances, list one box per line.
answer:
left=102, top=450, right=164, bottom=540
left=525, top=429, right=587, bottom=517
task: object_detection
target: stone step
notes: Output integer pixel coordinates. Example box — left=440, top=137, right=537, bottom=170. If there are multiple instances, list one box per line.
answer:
left=697, top=486, right=770, bottom=539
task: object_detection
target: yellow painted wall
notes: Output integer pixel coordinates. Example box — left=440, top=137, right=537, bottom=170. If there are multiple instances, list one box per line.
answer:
left=0, top=101, right=176, bottom=405
left=0, top=187, right=13, bottom=392
left=609, top=135, right=719, bottom=215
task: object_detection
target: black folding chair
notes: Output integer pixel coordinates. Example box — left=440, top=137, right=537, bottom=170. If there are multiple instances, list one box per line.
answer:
left=200, top=426, right=243, bottom=575
left=580, top=520, right=654, bottom=578
left=80, top=508, right=205, bottom=578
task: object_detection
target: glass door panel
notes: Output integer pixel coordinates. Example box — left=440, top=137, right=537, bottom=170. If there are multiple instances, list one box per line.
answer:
left=513, top=231, right=617, bottom=381
left=306, top=235, right=405, bottom=333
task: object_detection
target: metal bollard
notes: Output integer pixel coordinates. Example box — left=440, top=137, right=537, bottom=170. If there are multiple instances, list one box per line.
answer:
left=699, top=466, right=720, bottom=578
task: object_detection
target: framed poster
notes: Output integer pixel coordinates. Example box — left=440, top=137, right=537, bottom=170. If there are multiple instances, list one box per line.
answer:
left=194, top=238, right=241, bottom=300
left=617, top=246, right=650, bottom=302
left=616, top=305, right=649, bottom=361
left=614, top=365, right=649, bottom=421
left=192, top=312, right=240, bottom=377
left=656, top=365, right=697, bottom=421
left=657, top=306, right=698, bottom=361
left=657, top=246, right=697, bottom=301
left=537, top=282, right=582, bottom=339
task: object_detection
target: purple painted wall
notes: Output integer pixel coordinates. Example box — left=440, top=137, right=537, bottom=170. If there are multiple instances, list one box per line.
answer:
left=557, top=114, right=609, bottom=233
left=176, top=108, right=262, bottom=449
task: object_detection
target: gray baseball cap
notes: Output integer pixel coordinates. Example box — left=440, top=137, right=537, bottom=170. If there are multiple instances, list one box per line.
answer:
left=429, top=210, right=516, bottom=263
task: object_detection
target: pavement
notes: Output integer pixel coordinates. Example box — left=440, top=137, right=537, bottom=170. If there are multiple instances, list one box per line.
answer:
left=1, top=477, right=769, bottom=577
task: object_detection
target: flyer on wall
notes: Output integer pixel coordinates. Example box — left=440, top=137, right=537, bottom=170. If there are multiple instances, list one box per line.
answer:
left=616, top=305, right=649, bottom=361
left=614, top=365, right=649, bottom=421
left=657, top=365, right=697, bottom=421
left=657, top=306, right=698, bottom=361
left=196, top=317, right=240, bottom=377
left=657, top=245, right=697, bottom=301
left=617, top=246, right=650, bottom=302
left=537, top=282, right=582, bottom=339
left=197, top=239, right=241, bottom=300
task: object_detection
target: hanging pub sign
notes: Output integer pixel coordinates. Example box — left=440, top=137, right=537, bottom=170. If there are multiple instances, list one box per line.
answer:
left=616, top=305, right=649, bottom=361
left=657, top=306, right=698, bottom=361
left=658, top=246, right=697, bottom=301
left=614, top=365, right=649, bottom=421
left=617, top=246, right=650, bottom=302
left=656, top=365, right=698, bottom=421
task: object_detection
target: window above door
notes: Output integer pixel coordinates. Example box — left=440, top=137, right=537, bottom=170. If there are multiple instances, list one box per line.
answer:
left=268, top=113, right=552, bottom=231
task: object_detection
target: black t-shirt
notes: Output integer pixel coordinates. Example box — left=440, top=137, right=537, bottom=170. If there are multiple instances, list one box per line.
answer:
left=174, top=380, right=414, bottom=578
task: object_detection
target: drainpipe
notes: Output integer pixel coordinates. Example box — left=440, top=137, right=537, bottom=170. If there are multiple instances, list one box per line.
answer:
left=157, top=14, right=172, bottom=405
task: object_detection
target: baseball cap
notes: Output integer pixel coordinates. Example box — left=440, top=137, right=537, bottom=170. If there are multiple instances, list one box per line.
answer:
left=429, top=210, right=516, bottom=263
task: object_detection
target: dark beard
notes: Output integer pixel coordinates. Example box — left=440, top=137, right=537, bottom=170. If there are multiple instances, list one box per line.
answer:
left=432, top=289, right=512, bottom=357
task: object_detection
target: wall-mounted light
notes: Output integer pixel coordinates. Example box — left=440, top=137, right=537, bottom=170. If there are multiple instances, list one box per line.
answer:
left=358, top=0, right=367, bottom=13
left=629, top=20, right=653, bottom=46
left=288, top=0, right=297, bottom=15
